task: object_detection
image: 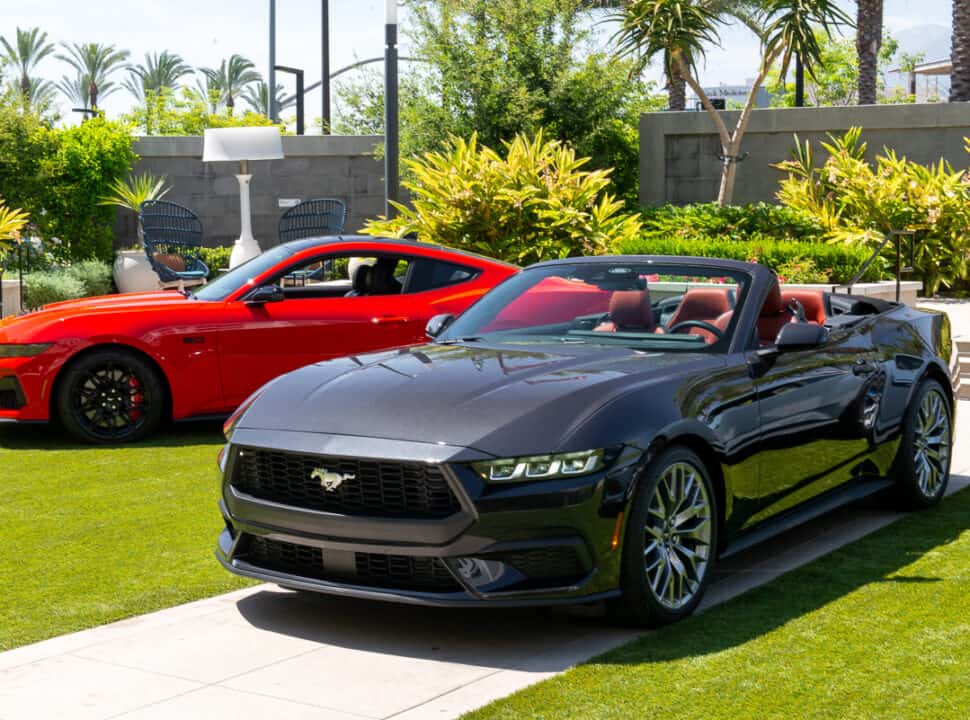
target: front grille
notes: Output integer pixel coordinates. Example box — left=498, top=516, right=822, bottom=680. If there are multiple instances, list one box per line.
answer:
left=244, top=536, right=463, bottom=593
left=232, top=447, right=461, bottom=518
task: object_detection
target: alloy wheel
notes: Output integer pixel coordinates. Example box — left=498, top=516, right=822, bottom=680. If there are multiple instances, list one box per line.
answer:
left=643, top=461, right=713, bottom=610
left=912, top=388, right=950, bottom=498
left=72, top=363, right=147, bottom=439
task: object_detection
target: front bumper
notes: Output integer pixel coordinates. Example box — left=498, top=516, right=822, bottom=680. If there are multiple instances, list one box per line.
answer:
left=0, top=355, right=53, bottom=422
left=216, top=428, right=640, bottom=607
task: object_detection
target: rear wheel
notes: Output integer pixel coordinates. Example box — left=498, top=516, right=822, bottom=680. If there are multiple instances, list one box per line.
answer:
left=609, top=446, right=718, bottom=627
left=889, top=379, right=952, bottom=509
left=56, top=349, right=165, bottom=444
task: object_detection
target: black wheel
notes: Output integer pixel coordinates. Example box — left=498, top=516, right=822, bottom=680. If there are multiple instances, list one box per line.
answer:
left=888, top=379, right=952, bottom=509
left=56, top=349, right=166, bottom=444
left=609, top=445, right=719, bottom=627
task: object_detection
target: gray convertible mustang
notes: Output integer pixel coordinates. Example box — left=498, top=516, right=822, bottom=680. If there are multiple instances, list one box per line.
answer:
left=216, top=256, right=958, bottom=626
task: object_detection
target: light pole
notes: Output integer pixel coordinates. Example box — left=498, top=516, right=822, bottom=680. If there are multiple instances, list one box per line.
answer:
left=322, top=0, right=331, bottom=133
left=269, top=0, right=277, bottom=122
left=384, top=0, right=400, bottom=217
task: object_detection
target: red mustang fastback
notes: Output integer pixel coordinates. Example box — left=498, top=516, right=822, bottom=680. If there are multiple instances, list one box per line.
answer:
left=0, top=237, right=517, bottom=443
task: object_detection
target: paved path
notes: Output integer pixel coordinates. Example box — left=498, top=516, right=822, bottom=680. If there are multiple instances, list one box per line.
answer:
left=2, top=404, right=968, bottom=720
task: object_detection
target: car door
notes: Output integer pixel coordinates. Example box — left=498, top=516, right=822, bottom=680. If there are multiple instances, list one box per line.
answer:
left=750, top=323, right=881, bottom=524
left=215, top=253, right=472, bottom=407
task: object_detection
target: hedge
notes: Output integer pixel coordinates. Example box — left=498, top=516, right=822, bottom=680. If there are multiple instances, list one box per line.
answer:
left=616, top=234, right=886, bottom=284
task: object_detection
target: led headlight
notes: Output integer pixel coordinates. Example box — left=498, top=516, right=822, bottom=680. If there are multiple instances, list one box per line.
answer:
left=472, top=449, right=606, bottom=483
left=0, top=343, right=52, bottom=358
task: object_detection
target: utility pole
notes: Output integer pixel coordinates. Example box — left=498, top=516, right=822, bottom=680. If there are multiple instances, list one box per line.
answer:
left=322, top=0, right=331, bottom=133
left=269, top=0, right=277, bottom=121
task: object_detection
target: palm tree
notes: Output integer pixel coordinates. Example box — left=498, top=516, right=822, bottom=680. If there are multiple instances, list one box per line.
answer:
left=856, top=0, right=883, bottom=104
left=591, top=1, right=768, bottom=110
left=952, top=0, right=970, bottom=101
left=199, top=54, right=261, bottom=114
left=612, top=0, right=850, bottom=205
left=0, top=27, right=56, bottom=101
left=123, top=51, right=193, bottom=101
left=194, top=73, right=223, bottom=113
left=57, top=73, right=89, bottom=107
left=9, top=76, right=58, bottom=110
left=240, top=81, right=285, bottom=116
left=57, top=42, right=130, bottom=110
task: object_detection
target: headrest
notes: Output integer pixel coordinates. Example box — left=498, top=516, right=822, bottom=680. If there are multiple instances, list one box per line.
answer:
left=610, top=290, right=654, bottom=330
left=760, top=281, right=785, bottom=315
left=672, top=288, right=732, bottom=324
left=351, top=264, right=373, bottom=294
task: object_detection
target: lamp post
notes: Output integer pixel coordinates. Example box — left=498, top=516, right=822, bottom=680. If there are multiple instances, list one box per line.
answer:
left=384, top=0, right=400, bottom=217
left=269, top=0, right=278, bottom=122
left=275, top=65, right=305, bottom=134
left=202, top=127, right=285, bottom=268
left=322, top=0, right=331, bottom=133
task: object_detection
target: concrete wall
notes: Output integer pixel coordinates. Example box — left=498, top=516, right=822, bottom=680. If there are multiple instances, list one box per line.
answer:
left=639, top=104, right=970, bottom=207
left=114, top=135, right=384, bottom=249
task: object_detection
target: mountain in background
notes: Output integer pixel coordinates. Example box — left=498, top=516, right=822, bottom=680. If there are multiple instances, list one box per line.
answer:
left=893, top=24, right=952, bottom=64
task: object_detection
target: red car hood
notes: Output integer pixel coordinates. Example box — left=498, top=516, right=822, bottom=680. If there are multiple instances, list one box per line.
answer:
left=0, top=291, right=193, bottom=341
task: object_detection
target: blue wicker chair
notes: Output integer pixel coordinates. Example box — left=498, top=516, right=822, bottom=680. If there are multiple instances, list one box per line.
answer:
left=139, top=200, right=209, bottom=289
left=278, top=198, right=346, bottom=244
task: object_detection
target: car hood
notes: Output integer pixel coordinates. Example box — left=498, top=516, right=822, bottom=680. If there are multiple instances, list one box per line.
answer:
left=240, top=342, right=727, bottom=457
left=0, top=292, right=192, bottom=340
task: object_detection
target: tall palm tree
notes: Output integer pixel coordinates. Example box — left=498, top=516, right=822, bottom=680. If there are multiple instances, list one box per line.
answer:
left=9, top=76, right=58, bottom=109
left=240, top=81, right=285, bottom=116
left=613, top=0, right=850, bottom=204
left=199, top=54, right=261, bottom=114
left=951, top=0, right=970, bottom=101
left=856, top=0, right=883, bottom=104
left=0, top=27, right=55, bottom=100
left=590, top=1, right=767, bottom=110
left=123, top=51, right=192, bottom=101
left=56, top=72, right=89, bottom=107
left=57, top=42, right=130, bottom=110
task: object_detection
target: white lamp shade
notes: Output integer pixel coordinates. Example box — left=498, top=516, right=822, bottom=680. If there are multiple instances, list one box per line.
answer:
left=202, top=127, right=284, bottom=162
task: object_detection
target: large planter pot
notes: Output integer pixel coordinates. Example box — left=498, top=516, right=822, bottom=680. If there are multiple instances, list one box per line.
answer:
left=113, top=250, right=159, bottom=294
left=783, top=280, right=924, bottom=308
left=1, top=278, right=22, bottom=318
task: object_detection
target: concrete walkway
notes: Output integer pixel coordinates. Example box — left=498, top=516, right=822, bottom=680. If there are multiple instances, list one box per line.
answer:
left=2, top=404, right=968, bottom=720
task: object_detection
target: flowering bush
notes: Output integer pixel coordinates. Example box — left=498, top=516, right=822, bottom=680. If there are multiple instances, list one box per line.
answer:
left=775, top=127, right=970, bottom=295
left=363, top=131, right=642, bottom=265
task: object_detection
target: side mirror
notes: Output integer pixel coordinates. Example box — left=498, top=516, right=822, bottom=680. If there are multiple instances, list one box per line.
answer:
left=245, top=284, right=285, bottom=305
left=425, top=313, right=455, bottom=339
left=775, top=322, right=827, bottom=352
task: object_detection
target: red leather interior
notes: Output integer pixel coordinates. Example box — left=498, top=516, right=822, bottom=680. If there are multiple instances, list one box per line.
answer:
left=483, top=276, right=611, bottom=332
left=595, top=290, right=657, bottom=333
left=667, top=288, right=732, bottom=328
left=756, top=281, right=793, bottom=345
left=782, top=290, right=827, bottom=325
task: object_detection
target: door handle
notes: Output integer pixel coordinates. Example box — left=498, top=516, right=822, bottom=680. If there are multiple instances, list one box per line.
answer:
left=852, top=360, right=877, bottom=376
left=371, top=315, right=410, bottom=325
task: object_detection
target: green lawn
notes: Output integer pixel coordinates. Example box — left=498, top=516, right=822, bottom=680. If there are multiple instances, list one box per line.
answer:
left=465, top=486, right=970, bottom=720
left=0, top=423, right=254, bottom=652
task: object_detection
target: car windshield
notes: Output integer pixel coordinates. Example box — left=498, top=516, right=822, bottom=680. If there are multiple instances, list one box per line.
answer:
left=192, top=246, right=296, bottom=301
left=439, top=261, right=751, bottom=352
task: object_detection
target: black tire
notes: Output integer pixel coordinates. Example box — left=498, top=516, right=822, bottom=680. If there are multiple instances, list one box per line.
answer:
left=608, top=445, right=719, bottom=627
left=56, top=348, right=166, bottom=444
left=888, top=378, right=952, bottom=510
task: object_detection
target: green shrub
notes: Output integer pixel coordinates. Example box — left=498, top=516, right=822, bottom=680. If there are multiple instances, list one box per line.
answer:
left=22, top=271, right=86, bottom=309
left=775, top=128, right=970, bottom=295
left=617, top=234, right=884, bottom=284
left=363, top=130, right=642, bottom=265
left=640, top=202, right=826, bottom=242
left=198, top=246, right=233, bottom=278
left=65, top=260, right=113, bottom=297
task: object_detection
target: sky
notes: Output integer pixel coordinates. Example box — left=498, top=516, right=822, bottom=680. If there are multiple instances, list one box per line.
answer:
left=0, top=0, right=956, bottom=127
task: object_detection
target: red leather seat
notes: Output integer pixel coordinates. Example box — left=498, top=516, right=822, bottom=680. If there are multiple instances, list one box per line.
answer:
left=667, top=288, right=732, bottom=328
left=757, top=281, right=794, bottom=345
left=782, top=290, right=827, bottom=325
left=595, top=290, right=657, bottom=333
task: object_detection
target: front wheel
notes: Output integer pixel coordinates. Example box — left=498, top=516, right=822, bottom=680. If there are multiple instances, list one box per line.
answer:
left=56, top=349, right=166, bottom=444
left=889, top=379, right=952, bottom=509
left=609, top=446, right=718, bottom=627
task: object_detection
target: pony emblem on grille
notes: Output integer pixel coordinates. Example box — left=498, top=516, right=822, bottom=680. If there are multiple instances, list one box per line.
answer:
left=311, top=468, right=354, bottom=492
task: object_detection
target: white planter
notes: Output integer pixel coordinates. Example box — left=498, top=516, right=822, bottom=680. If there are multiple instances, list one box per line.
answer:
left=113, top=250, right=160, bottom=294
left=784, top=281, right=924, bottom=308
left=1, top=278, right=22, bottom=318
